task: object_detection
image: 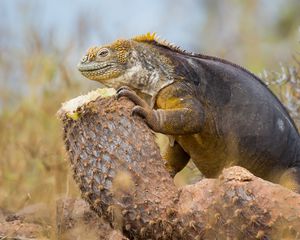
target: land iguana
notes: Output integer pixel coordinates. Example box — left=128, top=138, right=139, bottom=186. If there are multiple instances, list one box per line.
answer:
left=77, top=33, right=300, bottom=191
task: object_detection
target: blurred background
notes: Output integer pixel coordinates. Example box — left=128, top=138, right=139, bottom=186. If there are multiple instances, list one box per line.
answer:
left=0, top=0, right=299, bottom=236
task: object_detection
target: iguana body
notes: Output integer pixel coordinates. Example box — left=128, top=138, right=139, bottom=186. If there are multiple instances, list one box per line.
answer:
left=78, top=33, right=300, bottom=191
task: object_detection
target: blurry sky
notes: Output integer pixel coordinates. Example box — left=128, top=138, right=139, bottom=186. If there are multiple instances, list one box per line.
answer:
left=0, top=0, right=299, bottom=98
left=2, top=0, right=206, bottom=50
left=1, top=0, right=292, bottom=49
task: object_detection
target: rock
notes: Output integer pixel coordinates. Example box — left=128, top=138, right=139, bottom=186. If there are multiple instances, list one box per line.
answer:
left=56, top=197, right=127, bottom=240
left=0, top=220, right=45, bottom=239
left=13, top=203, right=50, bottom=225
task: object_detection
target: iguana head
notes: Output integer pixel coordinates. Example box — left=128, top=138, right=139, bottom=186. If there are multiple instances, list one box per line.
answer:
left=77, top=33, right=177, bottom=96
left=77, top=39, right=132, bottom=84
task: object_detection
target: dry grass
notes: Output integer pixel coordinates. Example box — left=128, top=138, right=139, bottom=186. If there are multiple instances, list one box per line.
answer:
left=0, top=2, right=299, bottom=238
left=0, top=45, right=87, bottom=239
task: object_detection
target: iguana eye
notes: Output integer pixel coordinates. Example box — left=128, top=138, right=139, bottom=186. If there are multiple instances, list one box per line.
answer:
left=97, top=48, right=109, bottom=58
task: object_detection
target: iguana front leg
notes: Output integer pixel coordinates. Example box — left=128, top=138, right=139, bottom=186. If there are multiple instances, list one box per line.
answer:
left=117, top=86, right=194, bottom=177
left=116, top=84, right=205, bottom=135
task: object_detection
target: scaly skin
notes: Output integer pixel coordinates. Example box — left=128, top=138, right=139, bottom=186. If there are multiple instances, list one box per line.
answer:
left=78, top=33, right=300, bottom=191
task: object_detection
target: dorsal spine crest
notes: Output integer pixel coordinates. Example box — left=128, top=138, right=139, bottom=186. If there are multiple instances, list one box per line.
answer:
left=132, top=32, right=188, bottom=54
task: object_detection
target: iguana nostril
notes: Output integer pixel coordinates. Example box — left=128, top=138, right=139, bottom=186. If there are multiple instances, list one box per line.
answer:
left=81, top=55, right=88, bottom=63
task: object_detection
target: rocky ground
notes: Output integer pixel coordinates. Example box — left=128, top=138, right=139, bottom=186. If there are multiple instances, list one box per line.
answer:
left=0, top=198, right=126, bottom=240
left=1, top=166, right=300, bottom=240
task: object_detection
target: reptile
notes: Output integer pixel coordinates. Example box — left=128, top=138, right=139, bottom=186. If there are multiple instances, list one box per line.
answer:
left=77, top=33, right=300, bottom=191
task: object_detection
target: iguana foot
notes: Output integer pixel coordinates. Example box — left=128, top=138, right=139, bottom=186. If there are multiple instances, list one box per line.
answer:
left=116, top=86, right=149, bottom=108
left=116, top=85, right=131, bottom=94
left=116, top=86, right=160, bottom=128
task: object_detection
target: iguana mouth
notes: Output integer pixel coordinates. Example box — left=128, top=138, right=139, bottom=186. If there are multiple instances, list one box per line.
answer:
left=77, top=63, right=113, bottom=73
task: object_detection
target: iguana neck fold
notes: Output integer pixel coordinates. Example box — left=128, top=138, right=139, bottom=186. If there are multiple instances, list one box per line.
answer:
left=124, top=42, right=175, bottom=106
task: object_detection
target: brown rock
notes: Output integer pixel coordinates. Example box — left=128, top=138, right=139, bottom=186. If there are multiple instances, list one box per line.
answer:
left=0, top=220, right=45, bottom=239
left=56, top=197, right=127, bottom=240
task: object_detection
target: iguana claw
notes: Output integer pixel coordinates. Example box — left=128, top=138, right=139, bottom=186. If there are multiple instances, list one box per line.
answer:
left=116, top=86, right=131, bottom=94
left=116, top=87, right=149, bottom=109
left=132, top=105, right=148, bottom=118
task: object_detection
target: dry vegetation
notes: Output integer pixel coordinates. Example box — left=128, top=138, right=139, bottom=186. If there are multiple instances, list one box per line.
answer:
left=0, top=1, right=300, bottom=239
